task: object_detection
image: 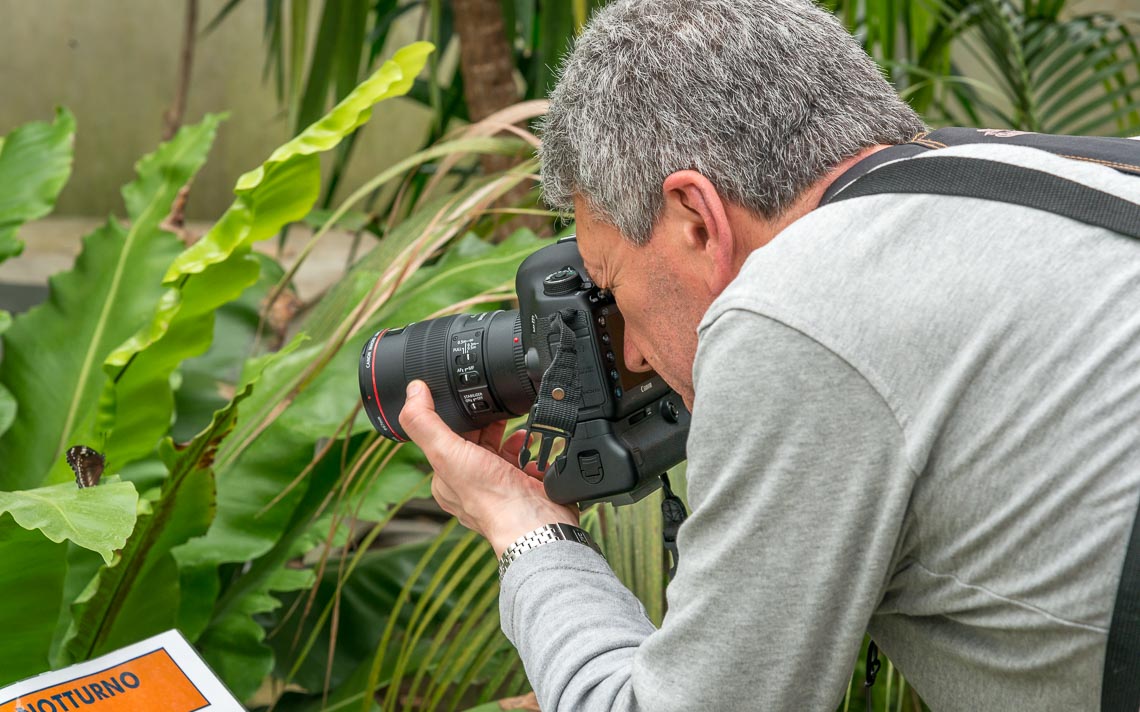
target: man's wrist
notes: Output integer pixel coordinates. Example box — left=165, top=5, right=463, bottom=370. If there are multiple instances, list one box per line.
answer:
left=496, top=522, right=602, bottom=581
left=489, top=511, right=580, bottom=558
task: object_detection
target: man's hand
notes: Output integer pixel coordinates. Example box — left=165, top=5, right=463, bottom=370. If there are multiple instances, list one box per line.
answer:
left=399, top=380, right=580, bottom=557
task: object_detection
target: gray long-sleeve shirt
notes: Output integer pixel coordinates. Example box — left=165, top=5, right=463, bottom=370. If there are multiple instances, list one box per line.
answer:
left=500, top=143, right=1140, bottom=711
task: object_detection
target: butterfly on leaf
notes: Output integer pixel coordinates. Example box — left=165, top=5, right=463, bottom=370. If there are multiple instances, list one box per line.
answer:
left=66, top=445, right=106, bottom=488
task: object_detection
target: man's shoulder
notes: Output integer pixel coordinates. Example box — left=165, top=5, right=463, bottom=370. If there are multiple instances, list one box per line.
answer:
left=697, top=141, right=1140, bottom=429
left=703, top=141, right=1138, bottom=340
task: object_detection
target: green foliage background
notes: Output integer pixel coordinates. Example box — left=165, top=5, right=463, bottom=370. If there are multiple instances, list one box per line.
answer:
left=0, top=1, right=1137, bottom=710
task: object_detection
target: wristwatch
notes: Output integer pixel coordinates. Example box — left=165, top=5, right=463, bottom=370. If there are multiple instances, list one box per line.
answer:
left=498, top=523, right=603, bottom=580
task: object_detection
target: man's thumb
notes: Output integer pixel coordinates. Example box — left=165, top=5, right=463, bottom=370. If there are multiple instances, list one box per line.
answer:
left=400, top=380, right=442, bottom=446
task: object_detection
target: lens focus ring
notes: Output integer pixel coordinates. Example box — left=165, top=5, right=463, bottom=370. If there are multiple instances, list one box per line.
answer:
left=404, top=318, right=476, bottom=433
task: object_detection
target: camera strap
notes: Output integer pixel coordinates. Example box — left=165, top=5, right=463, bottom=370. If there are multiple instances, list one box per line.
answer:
left=660, top=473, right=688, bottom=579
left=519, top=309, right=584, bottom=473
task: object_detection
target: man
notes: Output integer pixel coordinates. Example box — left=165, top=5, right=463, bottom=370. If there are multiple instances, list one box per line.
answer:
left=399, top=0, right=1140, bottom=708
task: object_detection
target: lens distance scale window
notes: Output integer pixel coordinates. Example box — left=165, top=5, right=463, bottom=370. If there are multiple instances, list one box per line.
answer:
left=451, top=328, right=491, bottom=414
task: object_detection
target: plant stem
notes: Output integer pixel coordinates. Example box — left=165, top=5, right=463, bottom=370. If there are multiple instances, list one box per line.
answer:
left=163, top=0, right=199, bottom=141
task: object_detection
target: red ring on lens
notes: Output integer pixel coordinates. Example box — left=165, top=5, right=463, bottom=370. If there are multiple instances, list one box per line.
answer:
left=370, top=329, right=406, bottom=442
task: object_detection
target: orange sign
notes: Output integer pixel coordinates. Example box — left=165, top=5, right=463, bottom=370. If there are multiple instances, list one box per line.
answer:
left=0, top=649, right=208, bottom=712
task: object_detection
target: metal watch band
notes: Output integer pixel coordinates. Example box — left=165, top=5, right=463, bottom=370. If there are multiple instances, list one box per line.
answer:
left=497, top=523, right=602, bottom=580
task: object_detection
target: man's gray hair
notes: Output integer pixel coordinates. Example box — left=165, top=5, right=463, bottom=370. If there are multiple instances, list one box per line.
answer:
left=540, top=0, right=927, bottom=244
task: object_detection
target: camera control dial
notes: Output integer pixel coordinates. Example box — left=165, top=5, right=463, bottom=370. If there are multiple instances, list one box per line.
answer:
left=543, top=266, right=583, bottom=296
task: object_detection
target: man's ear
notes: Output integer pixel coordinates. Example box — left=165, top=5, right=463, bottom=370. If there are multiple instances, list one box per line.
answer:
left=661, top=170, right=737, bottom=294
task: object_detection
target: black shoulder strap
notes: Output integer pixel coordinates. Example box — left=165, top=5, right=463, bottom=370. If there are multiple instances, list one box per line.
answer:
left=820, top=135, right=1140, bottom=711
left=820, top=127, right=1140, bottom=206
left=1105, top=509, right=1140, bottom=712
left=915, top=127, right=1140, bottom=177
left=826, top=154, right=1140, bottom=240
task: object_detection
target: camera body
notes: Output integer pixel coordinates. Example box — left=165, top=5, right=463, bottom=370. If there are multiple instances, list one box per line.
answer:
left=358, top=236, right=690, bottom=506
left=515, top=237, right=690, bottom=505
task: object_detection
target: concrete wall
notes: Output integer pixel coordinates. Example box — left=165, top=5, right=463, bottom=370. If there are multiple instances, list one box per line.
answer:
left=0, top=0, right=435, bottom=220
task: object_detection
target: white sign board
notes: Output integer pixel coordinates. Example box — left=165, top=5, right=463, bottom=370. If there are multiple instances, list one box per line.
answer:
left=0, top=630, right=245, bottom=712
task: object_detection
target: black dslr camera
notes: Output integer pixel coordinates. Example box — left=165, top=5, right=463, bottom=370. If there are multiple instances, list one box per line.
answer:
left=358, top=236, right=691, bottom=506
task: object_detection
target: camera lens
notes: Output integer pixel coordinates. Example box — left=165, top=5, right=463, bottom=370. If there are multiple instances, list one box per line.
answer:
left=358, top=310, right=536, bottom=441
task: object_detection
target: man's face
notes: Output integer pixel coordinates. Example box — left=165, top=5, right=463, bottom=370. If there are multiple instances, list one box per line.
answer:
left=572, top=197, right=717, bottom=411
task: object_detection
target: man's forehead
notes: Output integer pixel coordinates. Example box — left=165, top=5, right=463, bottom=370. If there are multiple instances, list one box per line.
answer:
left=570, top=196, right=619, bottom=277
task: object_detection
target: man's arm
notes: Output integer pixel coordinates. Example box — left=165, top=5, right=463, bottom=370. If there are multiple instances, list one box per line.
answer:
left=499, top=307, right=919, bottom=710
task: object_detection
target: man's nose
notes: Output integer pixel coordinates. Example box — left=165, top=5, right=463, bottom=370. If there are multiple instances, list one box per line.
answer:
left=623, top=337, right=653, bottom=373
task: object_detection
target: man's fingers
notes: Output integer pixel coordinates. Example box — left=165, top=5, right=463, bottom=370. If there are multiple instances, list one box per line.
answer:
left=500, top=430, right=545, bottom=479
left=500, top=429, right=528, bottom=458
left=477, top=420, right=507, bottom=451
left=462, top=422, right=506, bottom=452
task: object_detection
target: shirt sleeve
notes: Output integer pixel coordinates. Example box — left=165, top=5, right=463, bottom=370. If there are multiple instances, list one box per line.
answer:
left=499, top=307, right=918, bottom=711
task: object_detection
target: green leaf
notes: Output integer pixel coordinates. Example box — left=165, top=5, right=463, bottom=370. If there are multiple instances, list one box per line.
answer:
left=102, top=256, right=261, bottom=470
left=392, top=532, right=502, bottom=710
left=268, top=532, right=474, bottom=707
left=295, top=0, right=346, bottom=135
left=0, top=115, right=222, bottom=490
left=0, top=479, right=138, bottom=565
left=537, top=4, right=576, bottom=98
left=172, top=252, right=287, bottom=441
left=335, top=0, right=373, bottom=104
left=197, top=566, right=314, bottom=701
left=269, top=136, right=530, bottom=341
left=288, top=0, right=311, bottom=115
left=202, top=427, right=348, bottom=628
left=95, top=43, right=434, bottom=487
left=187, top=435, right=426, bottom=697
left=281, top=536, right=439, bottom=688
left=1048, top=76, right=1140, bottom=134
left=375, top=229, right=542, bottom=332
left=169, top=331, right=315, bottom=576
left=48, top=543, right=104, bottom=667
left=1038, top=35, right=1139, bottom=119
left=173, top=412, right=315, bottom=568
left=302, top=207, right=372, bottom=232
left=58, top=385, right=252, bottom=665
left=0, top=107, right=75, bottom=264
left=201, top=0, right=246, bottom=35
left=0, top=526, right=68, bottom=685
left=169, top=41, right=432, bottom=281
left=461, top=703, right=534, bottom=712
left=0, top=311, right=11, bottom=437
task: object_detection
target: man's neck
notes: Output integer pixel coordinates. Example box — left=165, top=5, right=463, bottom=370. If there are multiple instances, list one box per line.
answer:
left=779, top=144, right=892, bottom=228
left=724, top=144, right=894, bottom=274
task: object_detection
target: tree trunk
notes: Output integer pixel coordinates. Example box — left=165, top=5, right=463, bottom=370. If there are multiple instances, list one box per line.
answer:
left=451, top=0, right=548, bottom=235
left=452, top=0, right=519, bottom=126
